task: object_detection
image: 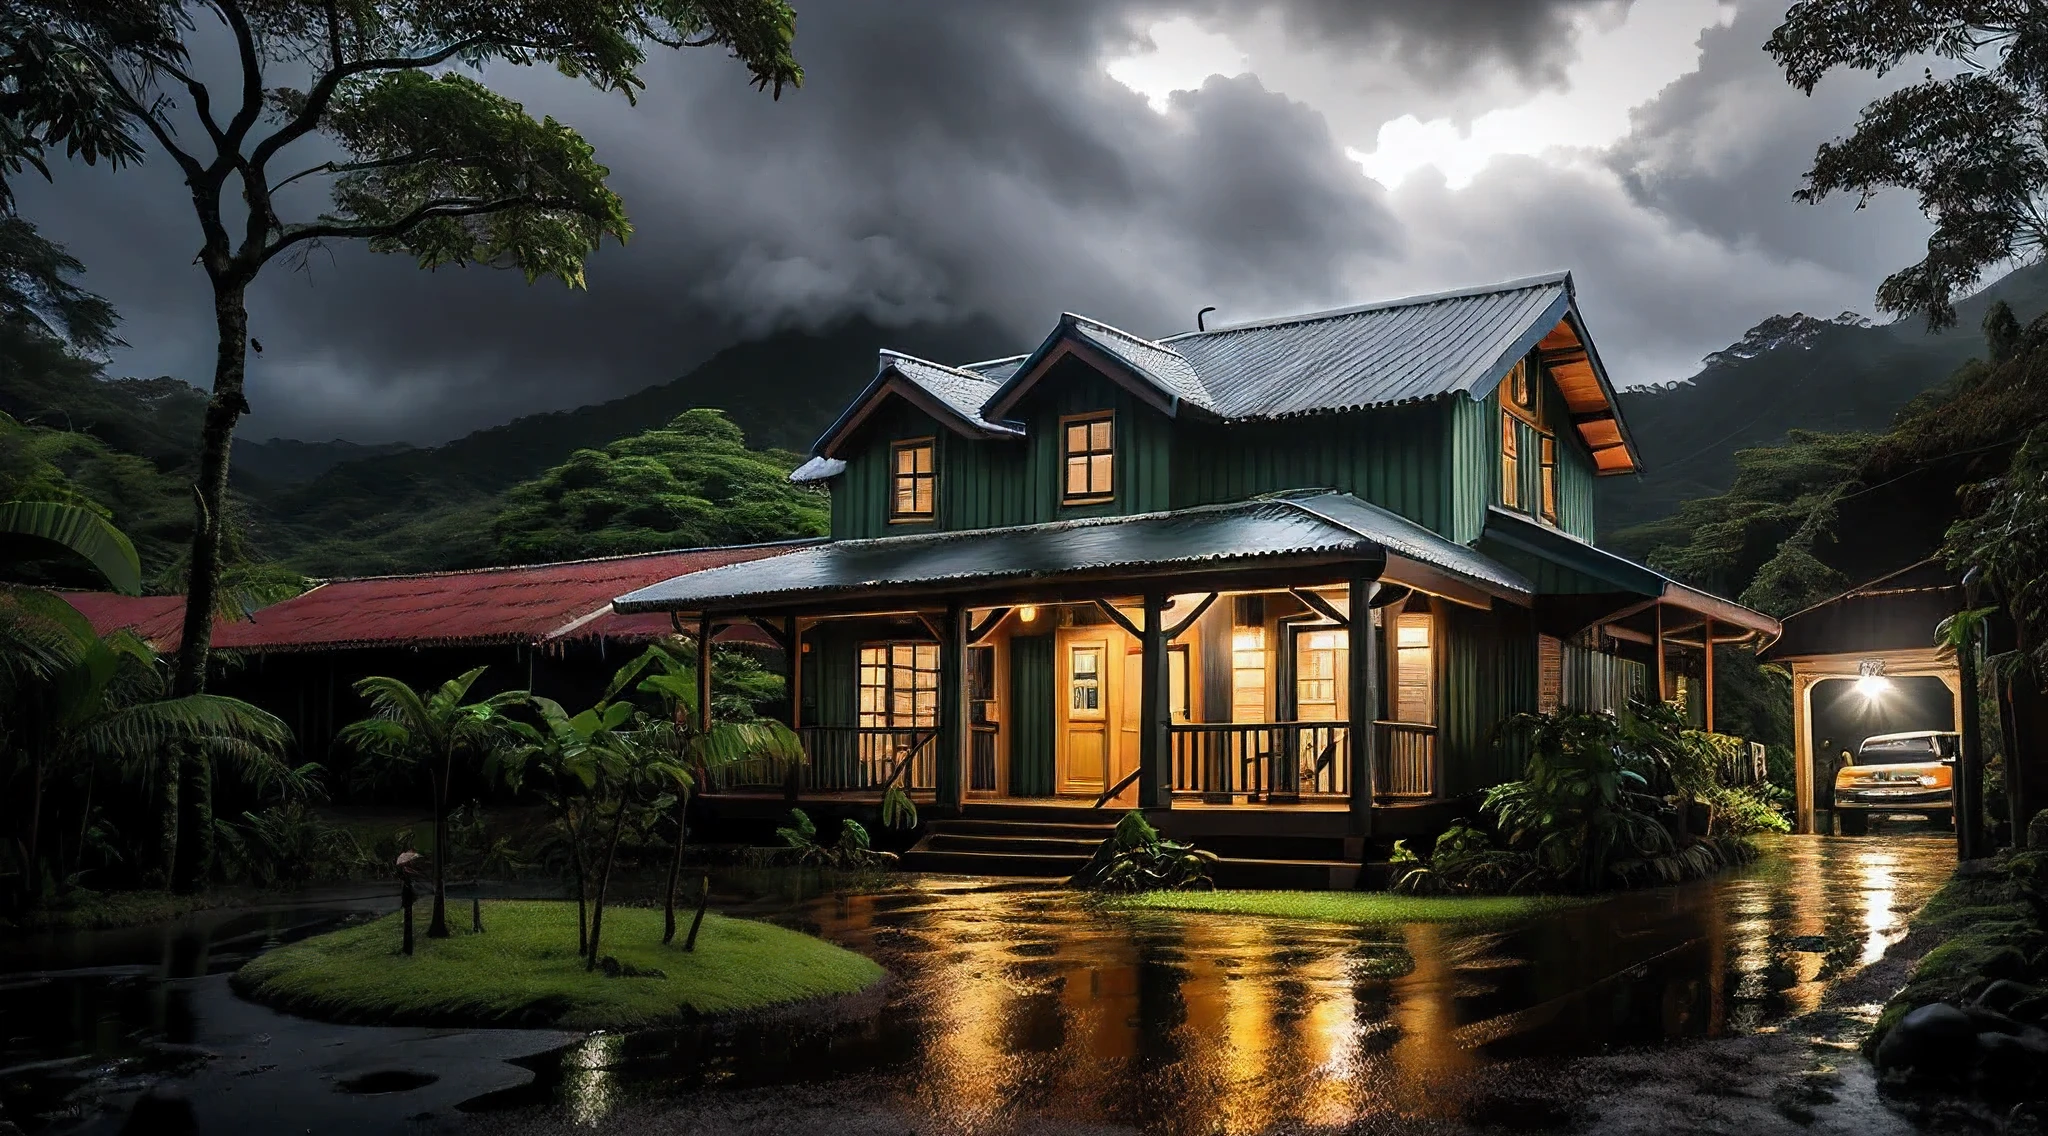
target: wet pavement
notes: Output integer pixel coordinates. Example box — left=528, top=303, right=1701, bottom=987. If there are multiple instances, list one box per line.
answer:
left=0, top=834, right=1956, bottom=1135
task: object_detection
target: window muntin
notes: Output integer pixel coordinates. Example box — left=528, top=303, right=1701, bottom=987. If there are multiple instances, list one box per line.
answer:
left=1062, top=413, right=1115, bottom=503
left=1393, top=613, right=1435, bottom=724
left=890, top=438, right=936, bottom=521
left=858, top=642, right=939, bottom=728
left=1501, top=414, right=1521, bottom=509
left=1231, top=627, right=1267, bottom=724
left=1539, top=435, right=1558, bottom=524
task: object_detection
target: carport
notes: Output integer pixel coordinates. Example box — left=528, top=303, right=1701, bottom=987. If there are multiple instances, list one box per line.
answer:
left=1763, top=562, right=1977, bottom=845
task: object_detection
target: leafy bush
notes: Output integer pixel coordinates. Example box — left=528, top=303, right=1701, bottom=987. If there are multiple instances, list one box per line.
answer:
left=214, top=802, right=371, bottom=887
left=1704, top=782, right=1793, bottom=836
left=1069, top=811, right=1218, bottom=893
left=769, top=808, right=895, bottom=869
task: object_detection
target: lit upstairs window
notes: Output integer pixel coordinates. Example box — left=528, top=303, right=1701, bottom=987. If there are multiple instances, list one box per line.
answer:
left=1062, top=412, right=1114, bottom=504
left=891, top=437, right=935, bottom=521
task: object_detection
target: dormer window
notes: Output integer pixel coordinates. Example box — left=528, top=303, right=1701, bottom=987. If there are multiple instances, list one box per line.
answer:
left=1500, top=415, right=1521, bottom=510
left=1062, top=412, right=1115, bottom=504
left=1540, top=436, right=1558, bottom=524
left=891, top=437, right=936, bottom=521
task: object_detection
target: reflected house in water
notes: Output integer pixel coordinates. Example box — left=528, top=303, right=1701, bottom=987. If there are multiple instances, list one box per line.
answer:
left=615, top=273, right=1781, bottom=876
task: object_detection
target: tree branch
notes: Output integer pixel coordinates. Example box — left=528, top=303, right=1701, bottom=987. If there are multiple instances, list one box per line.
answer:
left=246, top=35, right=507, bottom=173
left=261, top=195, right=589, bottom=262
left=268, top=150, right=452, bottom=194
left=50, top=35, right=206, bottom=184
left=213, top=1, right=268, bottom=151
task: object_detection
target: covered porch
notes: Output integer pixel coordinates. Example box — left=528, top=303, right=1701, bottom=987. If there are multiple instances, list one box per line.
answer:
left=613, top=491, right=1535, bottom=834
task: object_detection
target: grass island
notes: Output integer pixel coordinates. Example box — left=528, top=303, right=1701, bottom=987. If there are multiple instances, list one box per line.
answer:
left=232, top=901, right=885, bottom=1029
left=1098, top=890, right=1596, bottom=928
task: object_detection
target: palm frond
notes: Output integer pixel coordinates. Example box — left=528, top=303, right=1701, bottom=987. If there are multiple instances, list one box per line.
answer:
left=350, top=675, right=438, bottom=741
left=0, top=499, right=141, bottom=594
left=68, top=693, right=292, bottom=768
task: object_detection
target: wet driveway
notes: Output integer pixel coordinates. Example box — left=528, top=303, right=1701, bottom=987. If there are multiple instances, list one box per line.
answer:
left=0, top=835, right=1955, bottom=1135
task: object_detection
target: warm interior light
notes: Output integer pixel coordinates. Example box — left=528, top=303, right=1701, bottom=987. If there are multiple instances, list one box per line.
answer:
left=1855, top=674, right=1892, bottom=701
left=1018, top=605, right=1037, bottom=623
left=1232, top=629, right=1264, bottom=652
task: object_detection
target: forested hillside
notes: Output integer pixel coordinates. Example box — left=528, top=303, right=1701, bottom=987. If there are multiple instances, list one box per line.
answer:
left=1599, top=262, right=2048, bottom=545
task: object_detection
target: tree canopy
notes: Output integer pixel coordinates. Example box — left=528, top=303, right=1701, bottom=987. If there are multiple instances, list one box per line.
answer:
left=1770, top=2, right=2048, bottom=326
left=493, top=408, right=826, bottom=562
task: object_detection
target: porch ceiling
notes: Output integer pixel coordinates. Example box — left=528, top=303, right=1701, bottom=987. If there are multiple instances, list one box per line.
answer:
left=613, top=491, right=1533, bottom=616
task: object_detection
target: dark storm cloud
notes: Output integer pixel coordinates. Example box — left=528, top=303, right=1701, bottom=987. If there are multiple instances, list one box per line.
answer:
left=12, top=0, right=1912, bottom=442
left=1604, top=0, right=1932, bottom=302
left=1250, top=0, right=1632, bottom=87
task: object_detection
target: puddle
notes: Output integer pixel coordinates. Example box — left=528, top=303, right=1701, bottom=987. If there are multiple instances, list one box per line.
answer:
left=0, top=837, right=1956, bottom=1134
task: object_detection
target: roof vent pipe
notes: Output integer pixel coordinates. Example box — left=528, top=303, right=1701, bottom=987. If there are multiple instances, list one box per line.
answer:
left=1196, top=305, right=1217, bottom=332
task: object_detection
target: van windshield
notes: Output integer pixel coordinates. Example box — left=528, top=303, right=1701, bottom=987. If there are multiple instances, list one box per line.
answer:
left=1857, top=737, right=1945, bottom=764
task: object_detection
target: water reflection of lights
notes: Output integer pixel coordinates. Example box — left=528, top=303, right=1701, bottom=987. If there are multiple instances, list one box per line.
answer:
left=562, top=1032, right=624, bottom=1126
left=1857, top=850, right=1901, bottom=966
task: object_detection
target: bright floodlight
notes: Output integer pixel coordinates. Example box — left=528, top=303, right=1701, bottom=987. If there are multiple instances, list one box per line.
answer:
left=1856, top=674, right=1892, bottom=700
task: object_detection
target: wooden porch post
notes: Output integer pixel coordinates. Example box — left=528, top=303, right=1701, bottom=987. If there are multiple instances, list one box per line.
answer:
left=937, top=601, right=966, bottom=810
left=1348, top=575, right=1381, bottom=829
left=1703, top=617, right=1716, bottom=732
left=1139, top=593, right=1171, bottom=810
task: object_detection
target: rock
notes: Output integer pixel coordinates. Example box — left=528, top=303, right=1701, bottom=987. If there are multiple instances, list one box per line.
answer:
left=1962, top=1004, right=2026, bottom=1036
left=2011, top=994, right=2048, bottom=1025
left=1875, top=1003, right=1982, bottom=1077
left=1975, top=1030, right=2048, bottom=1097
left=120, top=1083, right=196, bottom=1136
left=1977, top=946, right=2031, bottom=982
left=1973, top=979, right=2040, bottom=1014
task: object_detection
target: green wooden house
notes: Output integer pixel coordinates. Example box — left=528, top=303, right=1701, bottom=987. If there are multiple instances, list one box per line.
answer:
left=614, top=272, right=1776, bottom=869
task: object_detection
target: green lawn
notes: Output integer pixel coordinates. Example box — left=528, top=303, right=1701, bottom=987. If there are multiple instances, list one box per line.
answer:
left=232, top=900, right=885, bottom=1029
left=1100, top=889, right=1592, bottom=928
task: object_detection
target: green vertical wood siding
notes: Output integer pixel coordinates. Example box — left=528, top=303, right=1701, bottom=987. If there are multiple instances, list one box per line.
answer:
left=1438, top=602, right=1538, bottom=797
left=1560, top=643, right=1647, bottom=713
left=1171, top=401, right=1453, bottom=533
left=1538, top=364, right=1600, bottom=543
left=1008, top=633, right=1055, bottom=796
left=1446, top=393, right=1495, bottom=544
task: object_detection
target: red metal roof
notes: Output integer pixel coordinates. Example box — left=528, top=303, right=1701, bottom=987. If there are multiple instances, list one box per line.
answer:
left=58, top=592, right=207, bottom=652
left=210, top=542, right=812, bottom=653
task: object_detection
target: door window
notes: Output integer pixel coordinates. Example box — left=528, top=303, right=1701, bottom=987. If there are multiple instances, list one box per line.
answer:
left=1069, top=645, right=1103, bottom=717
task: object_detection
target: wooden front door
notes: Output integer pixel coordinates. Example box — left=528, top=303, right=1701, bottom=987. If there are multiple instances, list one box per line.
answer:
left=1058, top=633, right=1113, bottom=795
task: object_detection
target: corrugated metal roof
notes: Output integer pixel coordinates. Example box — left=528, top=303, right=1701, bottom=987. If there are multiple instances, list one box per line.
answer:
left=1068, top=316, right=1215, bottom=412
left=1162, top=274, right=1571, bottom=419
left=211, top=543, right=812, bottom=653
left=1288, top=493, right=1532, bottom=597
left=58, top=592, right=212, bottom=652
left=613, top=492, right=1529, bottom=612
left=1480, top=507, right=1777, bottom=635
left=879, top=351, right=1022, bottom=436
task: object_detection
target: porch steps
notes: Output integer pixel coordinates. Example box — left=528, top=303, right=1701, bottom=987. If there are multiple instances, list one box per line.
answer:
left=901, top=817, right=1379, bottom=890
left=900, top=819, right=1110, bottom=878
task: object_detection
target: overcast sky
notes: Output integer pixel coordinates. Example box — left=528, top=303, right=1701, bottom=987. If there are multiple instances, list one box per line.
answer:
left=17, top=0, right=1936, bottom=445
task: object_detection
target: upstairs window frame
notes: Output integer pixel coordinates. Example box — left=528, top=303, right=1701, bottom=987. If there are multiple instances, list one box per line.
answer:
left=889, top=436, right=937, bottom=523
left=1502, top=358, right=1540, bottom=424
left=1539, top=434, right=1559, bottom=524
left=1500, top=413, right=1521, bottom=510
left=1061, top=411, right=1116, bottom=505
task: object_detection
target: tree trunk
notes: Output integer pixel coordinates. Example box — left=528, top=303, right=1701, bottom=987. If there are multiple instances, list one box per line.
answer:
left=662, top=791, right=688, bottom=944
left=683, top=874, right=711, bottom=952
left=569, top=828, right=589, bottom=955
left=171, top=748, right=212, bottom=893
left=155, top=750, right=179, bottom=888
left=428, top=769, right=450, bottom=938
left=169, top=278, right=251, bottom=893
left=585, top=798, right=629, bottom=972
left=24, top=758, right=45, bottom=903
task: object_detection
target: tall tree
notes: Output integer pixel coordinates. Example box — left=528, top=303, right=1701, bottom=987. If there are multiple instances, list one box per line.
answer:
left=1769, top=3, right=2048, bottom=327
left=3, top=2, right=799, bottom=889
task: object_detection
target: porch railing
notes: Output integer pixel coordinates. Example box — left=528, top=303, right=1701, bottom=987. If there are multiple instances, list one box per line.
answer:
left=1372, top=721, right=1437, bottom=799
left=797, top=726, right=938, bottom=792
left=1168, top=722, right=1351, bottom=801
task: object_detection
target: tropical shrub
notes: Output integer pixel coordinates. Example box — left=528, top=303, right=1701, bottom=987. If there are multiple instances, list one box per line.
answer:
left=1069, top=811, right=1217, bottom=893
left=770, top=808, right=895, bottom=869
left=214, top=802, right=370, bottom=887
left=1486, top=708, right=1673, bottom=892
